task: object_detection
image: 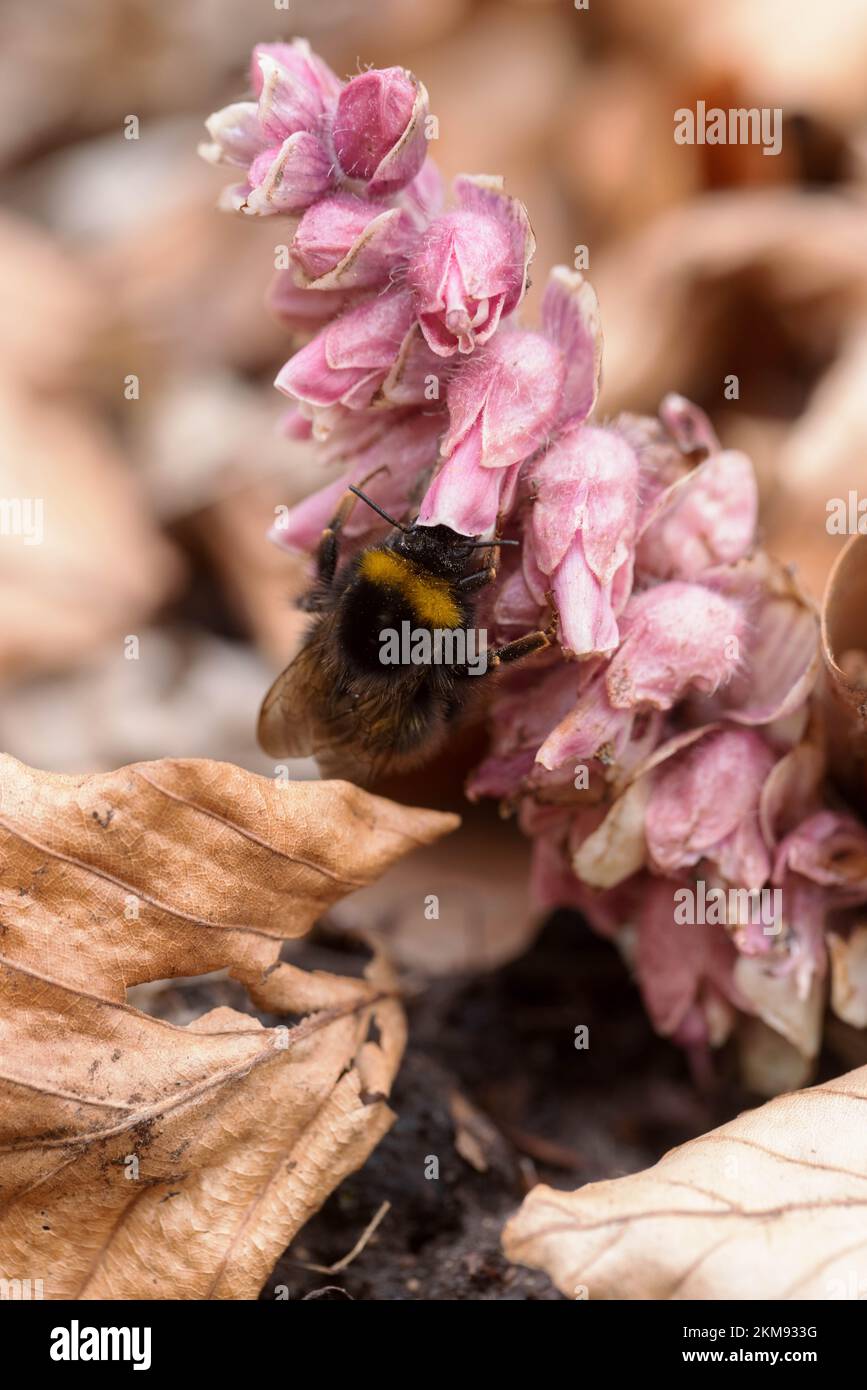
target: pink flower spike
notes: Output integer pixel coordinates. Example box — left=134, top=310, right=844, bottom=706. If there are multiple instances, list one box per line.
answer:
left=646, top=727, right=776, bottom=888
left=606, top=581, right=747, bottom=711
left=331, top=67, right=429, bottom=196
left=637, top=449, right=758, bottom=581
left=541, top=267, right=602, bottom=425
left=408, top=175, right=535, bottom=357
left=244, top=130, right=332, bottom=215
left=292, top=195, right=417, bottom=291
left=529, top=423, right=639, bottom=657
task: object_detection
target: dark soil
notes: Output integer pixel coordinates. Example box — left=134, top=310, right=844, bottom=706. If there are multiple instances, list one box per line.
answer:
left=259, top=912, right=751, bottom=1302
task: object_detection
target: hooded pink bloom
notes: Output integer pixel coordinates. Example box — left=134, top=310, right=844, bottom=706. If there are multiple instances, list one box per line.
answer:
left=417, top=268, right=602, bottom=535
left=290, top=194, right=418, bottom=291
left=201, top=49, right=428, bottom=213
left=275, top=289, right=438, bottom=431
left=200, top=41, right=340, bottom=214
left=646, top=727, right=777, bottom=889
left=330, top=67, right=429, bottom=196
left=536, top=582, right=746, bottom=770
left=606, top=581, right=747, bottom=710
left=637, top=448, right=758, bottom=581
left=528, top=424, right=639, bottom=657
left=407, top=175, right=534, bottom=356
left=690, top=553, right=820, bottom=728
left=773, top=811, right=867, bottom=900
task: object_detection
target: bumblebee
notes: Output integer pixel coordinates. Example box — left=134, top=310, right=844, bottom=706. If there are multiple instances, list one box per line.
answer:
left=258, top=484, right=552, bottom=784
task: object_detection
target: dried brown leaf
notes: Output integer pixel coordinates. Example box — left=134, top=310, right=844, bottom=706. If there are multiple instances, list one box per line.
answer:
left=0, top=755, right=457, bottom=1298
left=504, top=1063, right=867, bottom=1299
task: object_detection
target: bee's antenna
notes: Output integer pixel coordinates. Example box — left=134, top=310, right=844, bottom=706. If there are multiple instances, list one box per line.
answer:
left=348, top=485, right=409, bottom=532
left=467, top=538, right=520, bottom=547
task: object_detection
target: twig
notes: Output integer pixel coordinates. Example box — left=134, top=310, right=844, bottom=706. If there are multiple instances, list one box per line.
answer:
left=296, top=1200, right=391, bottom=1275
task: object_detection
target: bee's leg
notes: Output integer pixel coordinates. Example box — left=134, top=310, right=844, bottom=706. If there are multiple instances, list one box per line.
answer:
left=315, top=464, right=389, bottom=586
left=458, top=566, right=497, bottom=594
left=315, top=491, right=356, bottom=586
left=488, top=626, right=554, bottom=669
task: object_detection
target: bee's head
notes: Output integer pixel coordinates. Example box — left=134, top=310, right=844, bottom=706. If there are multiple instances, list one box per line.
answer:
left=346, top=486, right=518, bottom=579
left=394, top=522, right=477, bottom=577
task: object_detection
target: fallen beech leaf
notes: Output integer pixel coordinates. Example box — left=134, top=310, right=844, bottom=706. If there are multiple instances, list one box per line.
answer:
left=0, top=755, right=457, bottom=1299
left=504, top=1062, right=867, bottom=1299
left=822, top=533, right=867, bottom=811
left=328, top=806, right=541, bottom=976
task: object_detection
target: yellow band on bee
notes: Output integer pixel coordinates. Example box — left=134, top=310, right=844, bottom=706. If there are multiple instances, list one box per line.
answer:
left=359, top=548, right=461, bottom=629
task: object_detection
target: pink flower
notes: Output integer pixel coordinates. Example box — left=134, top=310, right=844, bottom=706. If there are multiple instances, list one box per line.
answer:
left=773, top=811, right=867, bottom=899
left=528, top=424, right=639, bottom=657
left=417, top=267, right=602, bottom=535
left=637, top=448, right=758, bottom=581
left=690, top=553, right=820, bottom=727
left=646, top=727, right=777, bottom=889
left=330, top=67, right=429, bottom=196
left=275, top=289, right=435, bottom=430
left=407, top=176, right=534, bottom=356
left=290, top=194, right=418, bottom=291
left=250, top=40, right=342, bottom=124
left=201, top=41, right=339, bottom=215
left=201, top=49, right=428, bottom=214
left=606, top=581, right=747, bottom=710
left=536, top=582, right=746, bottom=770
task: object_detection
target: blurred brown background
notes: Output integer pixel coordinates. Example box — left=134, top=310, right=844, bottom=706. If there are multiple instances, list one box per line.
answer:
left=1, top=0, right=866, bottom=777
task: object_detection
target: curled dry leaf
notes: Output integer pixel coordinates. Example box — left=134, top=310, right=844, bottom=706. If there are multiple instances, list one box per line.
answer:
left=504, top=1062, right=867, bottom=1300
left=0, top=754, right=457, bottom=1298
left=821, top=532, right=867, bottom=810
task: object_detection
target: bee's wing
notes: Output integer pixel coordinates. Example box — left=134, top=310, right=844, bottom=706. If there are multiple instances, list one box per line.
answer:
left=257, top=638, right=324, bottom=759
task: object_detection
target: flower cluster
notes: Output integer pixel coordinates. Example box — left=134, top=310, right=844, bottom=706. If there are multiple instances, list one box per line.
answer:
left=203, top=41, right=867, bottom=1088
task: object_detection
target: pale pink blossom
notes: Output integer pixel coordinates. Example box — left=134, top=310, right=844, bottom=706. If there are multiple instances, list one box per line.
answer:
left=528, top=424, right=639, bottom=657
left=407, top=175, right=534, bottom=356
left=290, top=195, right=418, bottom=291
left=646, top=727, right=777, bottom=888
left=330, top=67, right=429, bottom=196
